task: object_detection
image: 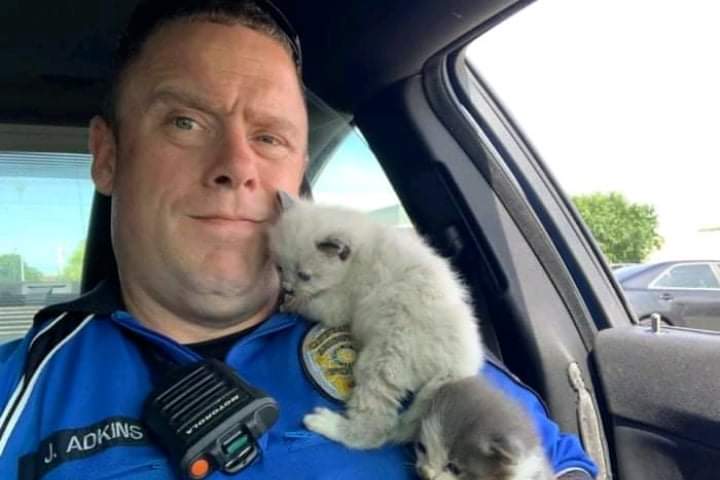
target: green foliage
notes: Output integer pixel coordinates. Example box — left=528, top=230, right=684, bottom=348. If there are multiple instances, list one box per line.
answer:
left=61, top=242, right=85, bottom=282
left=0, top=254, right=44, bottom=281
left=24, top=264, right=43, bottom=281
left=572, top=192, right=664, bottom=263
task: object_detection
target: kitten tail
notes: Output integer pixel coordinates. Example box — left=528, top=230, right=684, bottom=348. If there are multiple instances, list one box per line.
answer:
left=391, top=375, right=456, bottom=444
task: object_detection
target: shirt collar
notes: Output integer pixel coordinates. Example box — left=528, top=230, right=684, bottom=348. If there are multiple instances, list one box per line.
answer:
left=34, top=277, right=300, bottom=346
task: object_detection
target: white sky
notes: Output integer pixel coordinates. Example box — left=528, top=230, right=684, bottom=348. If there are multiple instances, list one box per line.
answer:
left=466, top=0, right=719, bottom=260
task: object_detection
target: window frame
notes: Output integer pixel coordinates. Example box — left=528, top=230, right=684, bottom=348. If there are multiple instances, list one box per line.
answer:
left=0, top=124, right=88, bottom=154
left=458, top=55, right=635, bottom=331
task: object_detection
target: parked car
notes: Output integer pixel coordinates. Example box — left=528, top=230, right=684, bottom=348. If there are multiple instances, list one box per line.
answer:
left=614, top=261, right=720, bottom=330
left=3, top=1, right=720, bottom=479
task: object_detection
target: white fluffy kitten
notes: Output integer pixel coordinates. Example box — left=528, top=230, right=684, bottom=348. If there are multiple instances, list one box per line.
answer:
left=268, top=193, right=484, bottom=449
left=416, top=376, right=554, bottom=480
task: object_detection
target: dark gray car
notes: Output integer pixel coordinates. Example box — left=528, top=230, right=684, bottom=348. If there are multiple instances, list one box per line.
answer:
left=615, top=261, right=720, bottom=330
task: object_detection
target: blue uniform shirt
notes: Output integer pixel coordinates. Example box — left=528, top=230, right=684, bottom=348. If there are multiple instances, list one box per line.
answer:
left=0, top=288, right=597, bottom=479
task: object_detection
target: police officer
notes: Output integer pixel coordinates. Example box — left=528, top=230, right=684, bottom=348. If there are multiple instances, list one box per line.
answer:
left=0, top=1, right=597, bottom=478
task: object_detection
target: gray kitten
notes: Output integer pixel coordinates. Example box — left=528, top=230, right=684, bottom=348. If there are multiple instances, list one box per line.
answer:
left=268, top=193, right=484, bottom=449
left=416, top=376, right=554, bottom=480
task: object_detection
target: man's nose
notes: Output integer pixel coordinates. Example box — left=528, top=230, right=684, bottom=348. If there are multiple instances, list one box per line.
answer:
left=205, top=133, right=260, bottom=190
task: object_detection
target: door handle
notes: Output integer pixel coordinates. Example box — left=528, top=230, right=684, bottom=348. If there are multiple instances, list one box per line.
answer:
left=659, top=292, right=673, bottom=301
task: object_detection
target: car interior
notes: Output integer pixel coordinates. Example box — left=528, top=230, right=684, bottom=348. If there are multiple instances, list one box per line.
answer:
left=3, top=1, right=720, bottom=479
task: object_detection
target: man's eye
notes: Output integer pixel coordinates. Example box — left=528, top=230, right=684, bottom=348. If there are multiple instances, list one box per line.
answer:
left=256, top=134, right=282, bottom=146
left=173, top=116, right=197, bottom=130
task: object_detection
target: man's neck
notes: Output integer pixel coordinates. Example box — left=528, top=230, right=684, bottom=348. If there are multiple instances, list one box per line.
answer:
left=119, top=280, right=279, bottom=344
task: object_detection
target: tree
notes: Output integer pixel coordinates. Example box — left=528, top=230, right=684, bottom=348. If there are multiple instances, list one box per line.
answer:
left=572, top=192, right=663, bottom=263
left=0, top=254, right=44, bottom=282
left=61, top=242, right=86, bottom=282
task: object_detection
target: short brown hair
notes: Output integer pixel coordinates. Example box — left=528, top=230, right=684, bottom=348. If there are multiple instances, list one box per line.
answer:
left=103, top=0, right=302, bottom=127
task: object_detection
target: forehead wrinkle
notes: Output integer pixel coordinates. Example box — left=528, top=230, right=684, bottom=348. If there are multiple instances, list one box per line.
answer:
left=136, top=39, right=295, bottom=110
left=146, top=86, right=220, bottom=115
left=142, top=70, right=303, bottom=131
left=247, top=107, right=303, bottom=136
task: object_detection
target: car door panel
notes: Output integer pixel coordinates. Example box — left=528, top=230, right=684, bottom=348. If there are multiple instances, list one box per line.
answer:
left=656, top=289, right=686, bottom=326
left=680, top=290, right=720, bottom=330
left=613, top=426, right=720, bottom=480
left=593, top=326, right=720, bottom=479
left=654, top=288, right=720, bottom=330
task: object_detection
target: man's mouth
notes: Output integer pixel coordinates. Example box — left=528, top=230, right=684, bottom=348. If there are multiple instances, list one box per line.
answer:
left=188, top=215, right=269, bottom=236
left=188, top=214, right=271, bottom=231
left=190, top=214, right=265, bottom=223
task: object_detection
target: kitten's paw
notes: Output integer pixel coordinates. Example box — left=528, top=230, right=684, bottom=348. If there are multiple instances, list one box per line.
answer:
left=303, top=407, right=345, bottom=440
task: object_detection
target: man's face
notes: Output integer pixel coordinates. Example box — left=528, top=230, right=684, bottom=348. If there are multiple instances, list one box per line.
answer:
left=91, top=21, right=308, bottom=328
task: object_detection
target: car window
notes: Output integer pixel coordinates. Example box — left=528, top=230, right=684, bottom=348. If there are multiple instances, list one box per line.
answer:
left=467, top=1, right=719, bottom=266
left=311, top=127, right=411, bottom=228
left=0, top=149, right=93, bottom=341
left=653, top=264, right=720, bottom=290
left=466, top=0, right=720, bottom=328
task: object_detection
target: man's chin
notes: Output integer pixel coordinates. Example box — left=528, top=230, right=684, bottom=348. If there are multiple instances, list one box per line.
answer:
left=180, top=288, right=275, bottom=327
left=179, top=270, right=278, bottom=318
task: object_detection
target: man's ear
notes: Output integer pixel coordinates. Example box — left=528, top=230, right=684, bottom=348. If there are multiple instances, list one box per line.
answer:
left=89, top=115, right=117, bottom=196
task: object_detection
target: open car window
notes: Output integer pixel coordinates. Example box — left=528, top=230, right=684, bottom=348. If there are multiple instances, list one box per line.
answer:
left=466, top=0, right=720, bottom=331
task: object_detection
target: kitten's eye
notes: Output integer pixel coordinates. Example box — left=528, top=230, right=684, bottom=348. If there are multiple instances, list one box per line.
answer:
left=415, top=442, right=427, bottom=455
left=445, top=462, right=461, bottom=475
left=298, top=271, right=311, bottom=281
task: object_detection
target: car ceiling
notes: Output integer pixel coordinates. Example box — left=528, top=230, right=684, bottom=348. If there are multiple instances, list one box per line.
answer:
left=0, top=0, right=529, bottom=126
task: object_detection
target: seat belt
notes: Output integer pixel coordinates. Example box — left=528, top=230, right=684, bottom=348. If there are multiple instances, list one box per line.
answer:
left=0, top=310, right=95, bottom=457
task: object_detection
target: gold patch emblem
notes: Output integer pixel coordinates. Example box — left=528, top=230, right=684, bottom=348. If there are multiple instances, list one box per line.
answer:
left=301, top=324, right=357, bottom=402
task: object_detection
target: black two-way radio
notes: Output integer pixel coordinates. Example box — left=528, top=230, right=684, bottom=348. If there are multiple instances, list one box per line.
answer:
left=143, top=359, right=278, bottom=479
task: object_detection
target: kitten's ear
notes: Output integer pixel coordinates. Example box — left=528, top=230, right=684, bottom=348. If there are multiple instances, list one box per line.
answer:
left=276, top=190, right=298, bottom=211
left=316, top=237, right=352, bottom=261
left=483, top=434, right=523, bottom=464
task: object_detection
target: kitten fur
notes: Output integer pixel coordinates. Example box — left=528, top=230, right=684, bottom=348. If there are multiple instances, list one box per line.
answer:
left=415, top=376, right=554, bottom=480
left=268, top=195, right=484, bottom=449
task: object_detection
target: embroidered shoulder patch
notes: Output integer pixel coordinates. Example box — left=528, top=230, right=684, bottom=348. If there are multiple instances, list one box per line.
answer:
left=301, top=324, right=356, bottom=402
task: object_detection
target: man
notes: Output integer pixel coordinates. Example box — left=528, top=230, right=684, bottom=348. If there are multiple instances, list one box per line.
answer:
left=0, top=1, right=597, bottom=478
